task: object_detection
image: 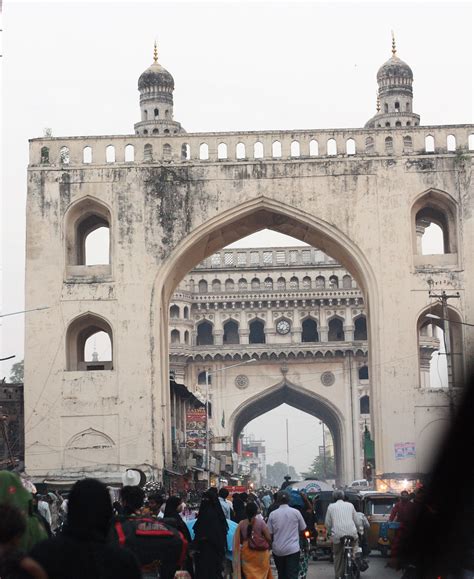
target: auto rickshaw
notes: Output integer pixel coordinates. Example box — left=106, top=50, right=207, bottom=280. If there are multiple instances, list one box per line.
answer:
left=312, top=490, right=362, bottom=560
left=360, top=491, right=400, bottom=556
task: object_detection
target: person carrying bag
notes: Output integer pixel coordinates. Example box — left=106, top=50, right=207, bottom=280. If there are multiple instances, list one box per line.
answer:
left=233, top=502, right=273, bottom=579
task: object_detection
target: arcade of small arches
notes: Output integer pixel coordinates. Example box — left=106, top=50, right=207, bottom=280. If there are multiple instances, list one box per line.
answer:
left=39, top=132, right=474, bottom=167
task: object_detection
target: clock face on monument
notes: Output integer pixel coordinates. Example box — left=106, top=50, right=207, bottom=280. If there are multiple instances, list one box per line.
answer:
left=276, top=320, right=291, bottom=335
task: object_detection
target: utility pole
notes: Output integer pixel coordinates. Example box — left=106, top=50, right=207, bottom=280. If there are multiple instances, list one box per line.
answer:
left=320, top=421, right=327, bottom=479
left=428, top=287, right=460, bottom=419
left=286, top=419, right=290, bottom=476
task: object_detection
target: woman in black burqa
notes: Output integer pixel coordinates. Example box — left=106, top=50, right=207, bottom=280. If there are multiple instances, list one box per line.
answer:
left=163, top=495, right=194, bottom=577
left=30, top=478, right=141, bottom=579
left=193, top=490, right=228, bottom=579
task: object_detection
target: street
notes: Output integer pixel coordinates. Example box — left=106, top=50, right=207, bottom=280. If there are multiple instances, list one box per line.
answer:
left=306, top=555, right=401, bottom=578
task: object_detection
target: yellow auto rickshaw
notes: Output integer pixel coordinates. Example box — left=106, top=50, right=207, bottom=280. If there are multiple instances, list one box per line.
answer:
left=360, top=491, right=400, bottom=556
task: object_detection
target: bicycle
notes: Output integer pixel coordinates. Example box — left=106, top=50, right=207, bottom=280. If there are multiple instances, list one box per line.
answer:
left=341, top=535, right=361, bottom=579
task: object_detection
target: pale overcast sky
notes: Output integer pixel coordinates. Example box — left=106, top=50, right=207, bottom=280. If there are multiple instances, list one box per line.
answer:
left=1, top=0, right=472, bottom=475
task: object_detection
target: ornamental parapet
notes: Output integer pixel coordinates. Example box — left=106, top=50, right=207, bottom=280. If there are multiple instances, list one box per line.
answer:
left=29, top=124, right=474, bottom=167
left=192, top=290, right=364, bottom=306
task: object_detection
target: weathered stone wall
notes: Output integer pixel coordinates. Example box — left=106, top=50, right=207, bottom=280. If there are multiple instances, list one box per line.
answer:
left=25, top=124, right=474, bottom=482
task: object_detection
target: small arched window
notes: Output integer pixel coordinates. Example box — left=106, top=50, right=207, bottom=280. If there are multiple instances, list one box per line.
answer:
left=199, top=143, right=209, bottom=160
left=272, top=141, right=282, bottom=158
left=154, top=108, right=159, bottom=118
left=346, top=138, right=356, bottom=155
left=65, top=199, right=111, bottom=266
left=413, top=191, right=457, bottom=256
left=171, top=329, right=180, bottom=344
left=251, top=278, right=260, bottom=290
left=198, top=371, right=210, bottom=385
left=360, top=395, right=370, bottom=414
left=302, top=276, right=311, bottom=289
left=394, top=101, right=400, bottom=111
left=152, top=129, right=159, bottom=135
left=143, top=110, right=148, bottom=120
left=302, top=318, right=319, bottom=343
left=249, top=319, right=265, bottom=344
left=163, top=143, right=172, bottom=160
left=236, top=143, right=246, bottom=159
left=238, top=278, right=248, bottom=290
left=354, top=316, right=367, bottom=340
left=254, top=141, right=264, bottom=159
left=403, top=135, right=413, bottom=153
left=469, top=134, right=474, bottom=151
left=184, top=330, right=189, bottom=344
left=385, top=136, right=393, bottom=154
left=447, top=135, right=456, bottom=152
left=225, top=278, right=235, bottom=291
left=181, top=143, right=190, bottom=160
left=277, top=277, right=286, bottom=290
left=125, top=144, right=135, bottom=162
left=212, top=279, right=221, bottom=292
left=264, top=277, right=273, bottom=289
left=83, top=146, right=92, bottom=164
left=223, top=320, right=240, bottom=344
left=290, top=141, right=300, bottom=157
left=218, top=143, right=228, bottom=160
left=425, top=135, right=435, bottom=153
left=359, top=366, right=369, bottom=380
left=315, top=276, right=325, bottom=289
left=41, top=146, right=50, bottom=164
left=342, top=275, right=352, bottom=289
left=329, top=275, right=339, bottom=289
left=309, top=139, right=319, bottom=156
left=184, top=306, right=189, bottom=319
left=198, top=279, right=208, bottom=293
left=406, top=102, right=410, bottom=112
left=106, top=145, right=115, bottom=163
left=197, top=321, right=213, bottom=346
left=144, top=143, right=153, bottom=161
left=384, top=103, right=389, bottom=113
left=365, top=137, right=374, bottom=154
left=165, top=109, right=170, bottom=119
left=289, top=276, right=299, bottom=289
left=66, top=313, right=113, bottom=371
left=327, top=139, right=337, bottom=156
left=328, top=318, right=344, bottom=341
left=60, top=146, right=70, bottom=165
left=170, top=305, right=180, bottom=319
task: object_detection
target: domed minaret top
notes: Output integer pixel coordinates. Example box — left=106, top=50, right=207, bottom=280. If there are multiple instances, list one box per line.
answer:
left=365, top=33, right=420, bottom=129
left=134, top=42, right=185, bottom=136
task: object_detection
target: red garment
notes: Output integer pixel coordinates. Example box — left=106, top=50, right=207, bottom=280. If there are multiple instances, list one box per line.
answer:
left=389, top=500, right=413, bottom=525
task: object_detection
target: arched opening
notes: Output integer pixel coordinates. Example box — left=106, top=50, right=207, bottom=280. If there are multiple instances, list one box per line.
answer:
left=342, top=274, right=352, bottom=289
left=144, top=143, right=153, bottom=161
left=106, top=145, right=115, bottom=163
left=254, top=141, right=264, bottom=159
left=124, top=144, right=135, bottom=162
left=469, top=134, right=474, bottom=151
left=66, top=313, right=113, bottom=371
left=236, top=143, right=246, bottom=159
left=354, top=316, right=367, bottom=340
left=446, top=134, right=456, bottom=152
left=154, top=108, right=159, bottom=118
left=199, top=143, right=209, bottom=160
left=327, top=139, right=337, bottom=156
left=412, top=190, right=458, bottom=257
left=225, top=278, right=235, bottom=291
left=329, top=275, right=339, bottom=289
left=170, top=304, right=180, bottom=319
left=181, top=143, right=190, bottom=160
left=290, top=140, right=300, bottom=157
left=316, top=275, right=325, bottom=289
left=198, top=279, right=208, bottom=293
left=183, top=306, right=189, bottom=319
left=170, top=329, right=180, bottom=344
left=184, top=330, right=189, bottom=344
left=360, top=395, right=370, bottom=414
left=251, top=277, right=260, bottom=290
left=403, top=135, right=413, bottom=153
left=272, top=141, right=282, bottom=158
left=264, top=277, right=273, bottom=289
left=212, top=279, right=221, bottom=292
left=238, top=278, right=248, bottom=290
left=384, top=103, right=389, bottom=113
left=328, top=318, right=344, bottom=341
left=302, top=276, right=311, bottom=289
left=346, top=138, right=356, bottom=155
left=163, top=143, right=172, bottom=160
left=365, top=137, right=374, bottom=154
left=223, top=320, right=240, bottom=344
left=65, top=198, right=111, bottom=267
left=249, top=319, right=265, bottom=344
left=156, top=198, right=377, bottom=480
left=302, top=318, right=319, bottom=342
left=277, top=276, right=286, bottom=290
left=309, top=139, right=319, bottom=156
left=289, top=276, right=299, bottom=289
left=197, top=371, right=210, bottom=386
left=358, top=365, right=369, bottom=380
left=385, top=136, right=393, bottom=154
left=196, top=321, right=213, bottom=346
left=83, top=146, right=92, bottom=164
left=231, top=380, right=344, bottom=482
left=217, top=143, right=228, bottom=160
left=425, top=135, right=435, bottom=153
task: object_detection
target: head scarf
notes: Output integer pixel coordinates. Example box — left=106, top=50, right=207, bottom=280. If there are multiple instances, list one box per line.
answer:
left=194, top=490, right=228, bottom=554
left=66, top=478, right=113, bottom=541
left=0, top=470, right=47, bottom=550
left=163, top=495, right=182, bottom=518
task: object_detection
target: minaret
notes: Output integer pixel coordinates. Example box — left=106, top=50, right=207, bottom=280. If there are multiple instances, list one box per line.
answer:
left=365, top=33, right=420, bottom=129
left=134, top=42, right=185, bottom=136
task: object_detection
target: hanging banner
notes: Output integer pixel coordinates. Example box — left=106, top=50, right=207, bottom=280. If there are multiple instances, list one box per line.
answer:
left=186, top=408, right=207, bottom=449
left=394, top=442, right=416, bottom=460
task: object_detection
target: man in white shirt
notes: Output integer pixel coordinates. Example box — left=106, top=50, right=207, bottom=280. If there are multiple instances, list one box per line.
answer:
left=267, top=493, right=306, bottom=579
left=218, top=487, right=232, bottom=519
left=325, top=490, right=362, bottom=578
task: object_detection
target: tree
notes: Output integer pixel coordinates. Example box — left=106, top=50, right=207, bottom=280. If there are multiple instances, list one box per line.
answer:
left=9, top=360, right=24, bottom=383
left=265, top=461, right=298, bottom=487
left=302, top=454, right=336, bottom=480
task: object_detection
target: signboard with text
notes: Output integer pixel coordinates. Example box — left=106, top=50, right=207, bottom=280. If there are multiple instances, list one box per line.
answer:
left=186, top=408, right=207, bottom=449
left=394, top=442, right=416, bottom=460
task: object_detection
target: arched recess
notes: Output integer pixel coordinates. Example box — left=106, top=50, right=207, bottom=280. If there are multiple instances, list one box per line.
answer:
left=64, top=428, right=116, bottom=469
left=152, top=196, right=379, bottom=469
left=230, top=379, right=346, bottom=482
left=411, top=189, right=458, bottom=259
left=223, top=319, right=240, bottom=344
left=66, top=312, right=113, bottom=371
left=64, top=197, right=112, bottom=267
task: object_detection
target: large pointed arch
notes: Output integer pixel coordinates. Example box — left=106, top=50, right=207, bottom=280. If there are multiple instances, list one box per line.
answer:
left=230, top=379, right=346, bottom=482
left=150, top=196, right=380, bottom=470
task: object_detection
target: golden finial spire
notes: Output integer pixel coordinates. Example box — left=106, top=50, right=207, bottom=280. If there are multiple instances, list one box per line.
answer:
left=376, top=91, right=380, bottom=113
left=153, top=41, right=158, bottom=63
left=391, top=30, right=397, bottom=56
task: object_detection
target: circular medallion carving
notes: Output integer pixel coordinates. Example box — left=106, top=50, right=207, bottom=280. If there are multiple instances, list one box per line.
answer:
left=321, top=371, right=335, bottom=387
left=235, top=374, right=249, bottom=389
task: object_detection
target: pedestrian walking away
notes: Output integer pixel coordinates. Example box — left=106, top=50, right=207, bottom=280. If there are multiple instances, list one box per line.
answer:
left=267, top=492, right=306, bottom=579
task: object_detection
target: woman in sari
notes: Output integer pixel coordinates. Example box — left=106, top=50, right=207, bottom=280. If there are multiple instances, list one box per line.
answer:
left=233, top=502, right=273, bottom=579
